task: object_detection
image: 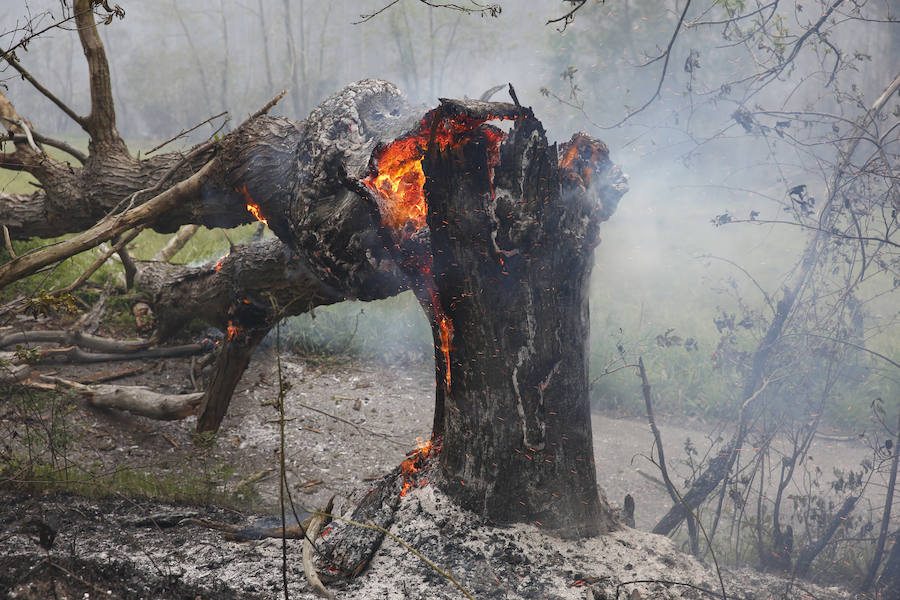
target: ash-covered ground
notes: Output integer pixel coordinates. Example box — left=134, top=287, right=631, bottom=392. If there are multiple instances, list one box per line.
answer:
left=0, top=348, right=877, bottom=598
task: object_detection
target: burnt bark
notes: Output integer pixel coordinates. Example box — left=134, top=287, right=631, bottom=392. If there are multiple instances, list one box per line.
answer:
left=350, top=98, right=627, bottom=538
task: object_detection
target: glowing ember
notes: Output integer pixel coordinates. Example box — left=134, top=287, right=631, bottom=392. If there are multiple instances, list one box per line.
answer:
left=225, top=321, right=239, bottom=341
left=214, top=256, right=226, bottom=272
left=363, top=111, right=512, bottom=397
left=363, top=112, right=511, bottom=231
left=237, top=184, right=268, bottom=225
left=559, top=132, right=608, bottom=187
left=400, top=436, right=438, bottom=497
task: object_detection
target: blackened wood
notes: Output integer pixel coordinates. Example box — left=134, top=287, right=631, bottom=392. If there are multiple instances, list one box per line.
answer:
left=418, top=99, right=625, bottom=538
left=317, top=469, right=404, bottom=578
left=877, top=533, right=900, bottom=599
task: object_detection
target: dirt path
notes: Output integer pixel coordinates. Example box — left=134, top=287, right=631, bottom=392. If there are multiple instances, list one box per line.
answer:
left=3, top=347, right=876, bottom=532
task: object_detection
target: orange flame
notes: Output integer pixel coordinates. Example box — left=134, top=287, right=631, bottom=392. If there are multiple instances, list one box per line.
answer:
left=559, top=132, right=608, bottom=187
left=237, top=184, right=268, bottom=225
left=225, top=321, right=239, bottom=341
left=363, top=112, right=511, bottom=231
left=399, top=436, right=437, bottom=497
left=364, top=112, right=513, bottom=399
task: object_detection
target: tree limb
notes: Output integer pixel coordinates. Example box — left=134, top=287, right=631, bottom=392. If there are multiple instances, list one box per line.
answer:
left=0, top=158, right=217, bottom=289
left=2, top=54, right=87, bottom=131
left=73, top=0, right=126, bottom=153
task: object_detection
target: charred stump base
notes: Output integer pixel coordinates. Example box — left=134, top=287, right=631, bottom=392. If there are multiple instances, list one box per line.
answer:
left=315, top=95, right=627, bottom=583
left=420, top=102, right=624, bottom=539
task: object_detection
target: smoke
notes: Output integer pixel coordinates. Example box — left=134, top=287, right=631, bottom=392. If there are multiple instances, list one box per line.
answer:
left=5, top=0, right=896, bottom=391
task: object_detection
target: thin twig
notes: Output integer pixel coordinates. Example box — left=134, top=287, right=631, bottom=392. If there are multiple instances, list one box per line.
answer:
left=297, top=400, right=405, bottom=447
left=615, top=578, right=723, bottom=600
left=546, top=0, right=587, bottom=30
left=144, top=111, right=228, bottom=156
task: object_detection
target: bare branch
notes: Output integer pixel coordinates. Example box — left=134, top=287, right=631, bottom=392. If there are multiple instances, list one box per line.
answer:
left=3, top=54, right=86, bottom=130
left=73, top=0, right=126, bottom=151
left=7, top=131, right=87, bottom=163
left=600, top=0, right=693, bottom=129
left=144, top=111, right=228, bottom=156
left=546, top=0, right=587, bottom=31
left=354, top=0, right=501, bottom=24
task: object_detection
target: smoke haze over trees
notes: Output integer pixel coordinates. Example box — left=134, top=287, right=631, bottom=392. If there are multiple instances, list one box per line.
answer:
left=1, top=0, right=899, bottom=597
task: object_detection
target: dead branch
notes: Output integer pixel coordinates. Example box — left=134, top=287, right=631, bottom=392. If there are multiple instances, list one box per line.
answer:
left=2, top=54, right=86, bottom=131
left=0, top=157, right=217, bottom=289
left=303, top=496, right=336, bottom=599
left=152, top=225, right=200, bottom=262
left=73, top=0, right=125, bottom=151
left=144, top=111, right=228, bottom=156
left=40, top=375, right=203, bottom=420
left=7, top=131, right=87, bottom=163
left=76, top=365, right=147, bottom=385
left=0, top=329, right=149, bottom=352
left=0, top=342, right=207, bottom=366
left=638, top=356, right=699, bottom=554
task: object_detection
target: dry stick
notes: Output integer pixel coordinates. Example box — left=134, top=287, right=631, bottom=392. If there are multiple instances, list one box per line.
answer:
left=62, top=228, right=142, bottom=293
left=863, top=406, right=900, bottom=589
left=153, top=224, right=200, bottom=262
left=144, top=111, right=228, bottom=156
left=275, top=318, right=290, bottom=600
left=637, top=357, right=700, bottom=554
left=2, top=225, right=15, bottom=259
left=0, top=329, right=149, bottom=352
left=303, top=498, right=336, bottom=600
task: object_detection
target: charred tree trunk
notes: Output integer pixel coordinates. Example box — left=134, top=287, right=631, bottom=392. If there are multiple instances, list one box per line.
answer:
left=351, top=97, right=627, bottom=537
left=426, top=106, right=623, bottom=537
left=3, top=52, right=631, bottom=535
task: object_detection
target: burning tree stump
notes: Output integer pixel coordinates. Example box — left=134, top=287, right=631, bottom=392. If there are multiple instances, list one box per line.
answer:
left=424, top=105, right=623, bottom=537
left=346, top=94, right=628, bottom=539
